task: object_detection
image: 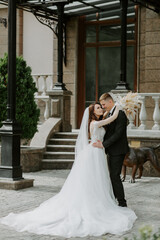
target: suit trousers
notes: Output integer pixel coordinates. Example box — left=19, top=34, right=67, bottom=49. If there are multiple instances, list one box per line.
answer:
left=107, top=154, right=126, bottom=205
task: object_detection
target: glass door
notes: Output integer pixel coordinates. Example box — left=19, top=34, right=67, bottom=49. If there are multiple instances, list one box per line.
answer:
left=77, top=7, right=137, bottom=127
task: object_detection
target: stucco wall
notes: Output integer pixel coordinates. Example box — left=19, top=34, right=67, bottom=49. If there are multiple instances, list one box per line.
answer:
left=23, top=11, right=54, bottom=75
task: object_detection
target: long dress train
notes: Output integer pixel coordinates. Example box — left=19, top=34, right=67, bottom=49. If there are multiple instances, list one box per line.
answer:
left=0, top=123, right=137, bottom=238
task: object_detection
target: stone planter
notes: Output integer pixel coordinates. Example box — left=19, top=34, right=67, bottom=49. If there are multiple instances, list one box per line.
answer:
left=20, top=146, right=44, bottom=172
left=0, top=146, right=44, bottom=173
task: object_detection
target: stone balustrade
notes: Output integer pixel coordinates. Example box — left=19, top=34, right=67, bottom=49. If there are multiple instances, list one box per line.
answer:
left=32, top=74, right=53, bottom=122
left=111, top=92, right=160, bottom=137
left=128, top=93, right=160, bottom=128
left=32, top=74, right=54, bottom=95
left=127, top=93, right=160, bottom=138
left=32, top=74, right=160, bottom=137
left=32, top=74, right=72, bottom=132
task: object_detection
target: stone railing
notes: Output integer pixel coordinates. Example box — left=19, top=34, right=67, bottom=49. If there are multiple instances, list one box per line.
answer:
left=32, top=74, right=53, bottom=121
left=32, top=74, right=54, bottom=94
left=32, top=74, right=72, bottom=132
left=127, top=93, right=160, bottom=138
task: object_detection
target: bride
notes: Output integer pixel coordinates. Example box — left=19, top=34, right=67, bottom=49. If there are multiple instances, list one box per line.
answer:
left=0, top=102, right=137, bottom=238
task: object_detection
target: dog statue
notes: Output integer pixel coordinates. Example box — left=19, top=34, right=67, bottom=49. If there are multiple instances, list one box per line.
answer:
left=121, top=144, right=160, bottom=183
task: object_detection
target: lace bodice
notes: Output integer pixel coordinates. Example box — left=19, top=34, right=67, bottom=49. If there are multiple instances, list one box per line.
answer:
left=89, top=106, right=120, bottom=143
left=90, top=123, right=106, bottom=143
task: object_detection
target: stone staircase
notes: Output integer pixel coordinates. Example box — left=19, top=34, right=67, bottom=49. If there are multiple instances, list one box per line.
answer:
left=42, top=131, right=78, bottom=169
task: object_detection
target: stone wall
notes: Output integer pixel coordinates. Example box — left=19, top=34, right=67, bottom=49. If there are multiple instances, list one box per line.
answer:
left=17, top=9, right=23, bottom=56
left=53, top=17, right=78, bottom=129
left=0, top=8, right=23, bottom=58
left=0, top=146, right=44, bottom=173
left=139, top=7, right=160, bottom=128
left=0, top=7, right=8, bottom=58
left=20, top=147, right=44, bottom=172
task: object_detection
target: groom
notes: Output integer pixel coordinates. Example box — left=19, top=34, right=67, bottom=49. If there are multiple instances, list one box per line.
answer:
left=93, top=93, right=129, bottom=207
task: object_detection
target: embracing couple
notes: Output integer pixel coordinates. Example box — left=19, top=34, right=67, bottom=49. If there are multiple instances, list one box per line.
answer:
left=0, top=93, right=137, bottom=238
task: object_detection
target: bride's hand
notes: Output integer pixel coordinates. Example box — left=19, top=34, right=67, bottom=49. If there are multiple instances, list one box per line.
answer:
left=103, top=110, right=108, bottom=119
left=92, top=140, right=103, bottom=148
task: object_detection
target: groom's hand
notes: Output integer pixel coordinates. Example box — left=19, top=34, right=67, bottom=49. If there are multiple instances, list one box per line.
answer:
left=92, top=140, right=103, bottom=148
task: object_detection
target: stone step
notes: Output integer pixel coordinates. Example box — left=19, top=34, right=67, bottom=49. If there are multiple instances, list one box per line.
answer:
left=43, top=152, right=75, bottom=159
left=42, top=131, right=79, bottom=170
left=42, top=159, right=74, bottom=169
left=48, top=138, right=77, bottom=145
left=46, top=145, right=75, bottom=152
left=54, top=132, right=78, bottom=139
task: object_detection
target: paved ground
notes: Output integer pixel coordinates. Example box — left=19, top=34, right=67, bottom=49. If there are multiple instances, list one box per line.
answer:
left=0, top=170, right=159, bottom=240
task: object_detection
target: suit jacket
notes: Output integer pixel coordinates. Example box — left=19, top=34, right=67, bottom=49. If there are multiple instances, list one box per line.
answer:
left=103, top=109, right=129, bottom=156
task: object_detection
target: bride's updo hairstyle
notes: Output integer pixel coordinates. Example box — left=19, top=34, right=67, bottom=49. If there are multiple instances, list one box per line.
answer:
left=88, top=102, right=103, bottom=138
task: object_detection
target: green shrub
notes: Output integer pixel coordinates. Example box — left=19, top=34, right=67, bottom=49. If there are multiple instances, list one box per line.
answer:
left=0, top=53, right=40, bottom=140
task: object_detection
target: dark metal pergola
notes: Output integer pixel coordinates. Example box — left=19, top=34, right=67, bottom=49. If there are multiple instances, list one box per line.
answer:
left=0, top=0, right=159, bottom=181
left=131, top=0, right=160, bottom=13
left=0, top=0, right=134, bottom=17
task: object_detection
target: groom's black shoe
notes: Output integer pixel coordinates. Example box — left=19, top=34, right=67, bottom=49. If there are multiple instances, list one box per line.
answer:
left=118, top=200, right=127, bottom=207
left=118, top=203, right=127, bottom=207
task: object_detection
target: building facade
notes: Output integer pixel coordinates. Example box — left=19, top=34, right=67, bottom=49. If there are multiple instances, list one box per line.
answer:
left=0, top=2, right=160, bottom=129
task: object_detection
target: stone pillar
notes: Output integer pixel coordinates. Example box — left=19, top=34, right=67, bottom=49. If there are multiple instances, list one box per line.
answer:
left=48, top=90, right=72, bottom=132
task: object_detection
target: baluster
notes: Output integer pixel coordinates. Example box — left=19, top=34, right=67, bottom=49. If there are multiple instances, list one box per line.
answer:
left=138, top=96, right=147, bottom=130
left=34, top=75, right=39, bottom=96
left=127, top=114, right=136, bottom=129
left=42, top=75, right=47, bottom=96
left=50, top=75, right=54, bottom=90
left=44, top=99, right=49, bottom=120
left=152, top=96, right=160, bottom=130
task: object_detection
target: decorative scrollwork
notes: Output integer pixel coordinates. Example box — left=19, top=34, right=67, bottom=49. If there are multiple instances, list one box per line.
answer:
left=34, top=14, right=58, bottom=36
left=32, top=12, right=67, bottom=65
left=0, top=18, right=7, bottom=28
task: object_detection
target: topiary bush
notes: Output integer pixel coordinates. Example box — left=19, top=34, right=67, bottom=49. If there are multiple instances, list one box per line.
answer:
left=0, top=53, right=40, bottom=140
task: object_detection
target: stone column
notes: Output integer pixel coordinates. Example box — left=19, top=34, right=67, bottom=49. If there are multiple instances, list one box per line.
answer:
left=48, top=90, right=72, bottom=132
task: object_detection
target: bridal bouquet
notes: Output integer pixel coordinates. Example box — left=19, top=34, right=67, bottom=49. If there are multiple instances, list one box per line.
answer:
left=115, top=92, right=141, bottom=119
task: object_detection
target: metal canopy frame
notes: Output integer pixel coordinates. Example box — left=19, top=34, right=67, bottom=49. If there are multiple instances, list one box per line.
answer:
left=0, top=0, right=135, bottom=20
left=0, top=0, right=159, bottom=20
left=131, top=0, right=160, bottom=13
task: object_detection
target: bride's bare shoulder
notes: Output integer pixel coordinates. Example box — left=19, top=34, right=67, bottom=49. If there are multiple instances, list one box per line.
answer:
left=91, top=120, right=96, bottom=123
left=90, top=120, right=98, bottom=125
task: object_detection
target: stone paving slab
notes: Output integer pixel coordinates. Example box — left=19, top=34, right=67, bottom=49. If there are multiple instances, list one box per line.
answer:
left=0, top=170, right=160, bottom=240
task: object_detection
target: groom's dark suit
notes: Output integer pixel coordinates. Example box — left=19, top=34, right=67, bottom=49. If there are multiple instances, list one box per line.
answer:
left=103, top=107, right=129, bottom=206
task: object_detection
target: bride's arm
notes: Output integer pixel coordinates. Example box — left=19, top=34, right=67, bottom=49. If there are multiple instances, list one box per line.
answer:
left=94, top=106, right=119, bottom=128
left=103, top=110, right=108, bottom=119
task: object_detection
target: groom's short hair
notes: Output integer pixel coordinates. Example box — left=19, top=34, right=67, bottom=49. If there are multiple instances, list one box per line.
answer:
left=99, top=93, right=113, bottom=102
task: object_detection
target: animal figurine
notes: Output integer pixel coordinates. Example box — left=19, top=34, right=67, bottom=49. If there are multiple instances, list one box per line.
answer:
left=121, top=144, right=160, bottom=183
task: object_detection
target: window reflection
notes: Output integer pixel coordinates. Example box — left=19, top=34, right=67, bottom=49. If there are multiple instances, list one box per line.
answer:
left=86, top=25, right=96, bottom=43
left=99, top=23, right=135, bottom=42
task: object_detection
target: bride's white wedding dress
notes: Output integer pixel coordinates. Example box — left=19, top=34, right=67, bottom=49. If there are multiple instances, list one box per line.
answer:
left=0, top=109, right=137, bottom=238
